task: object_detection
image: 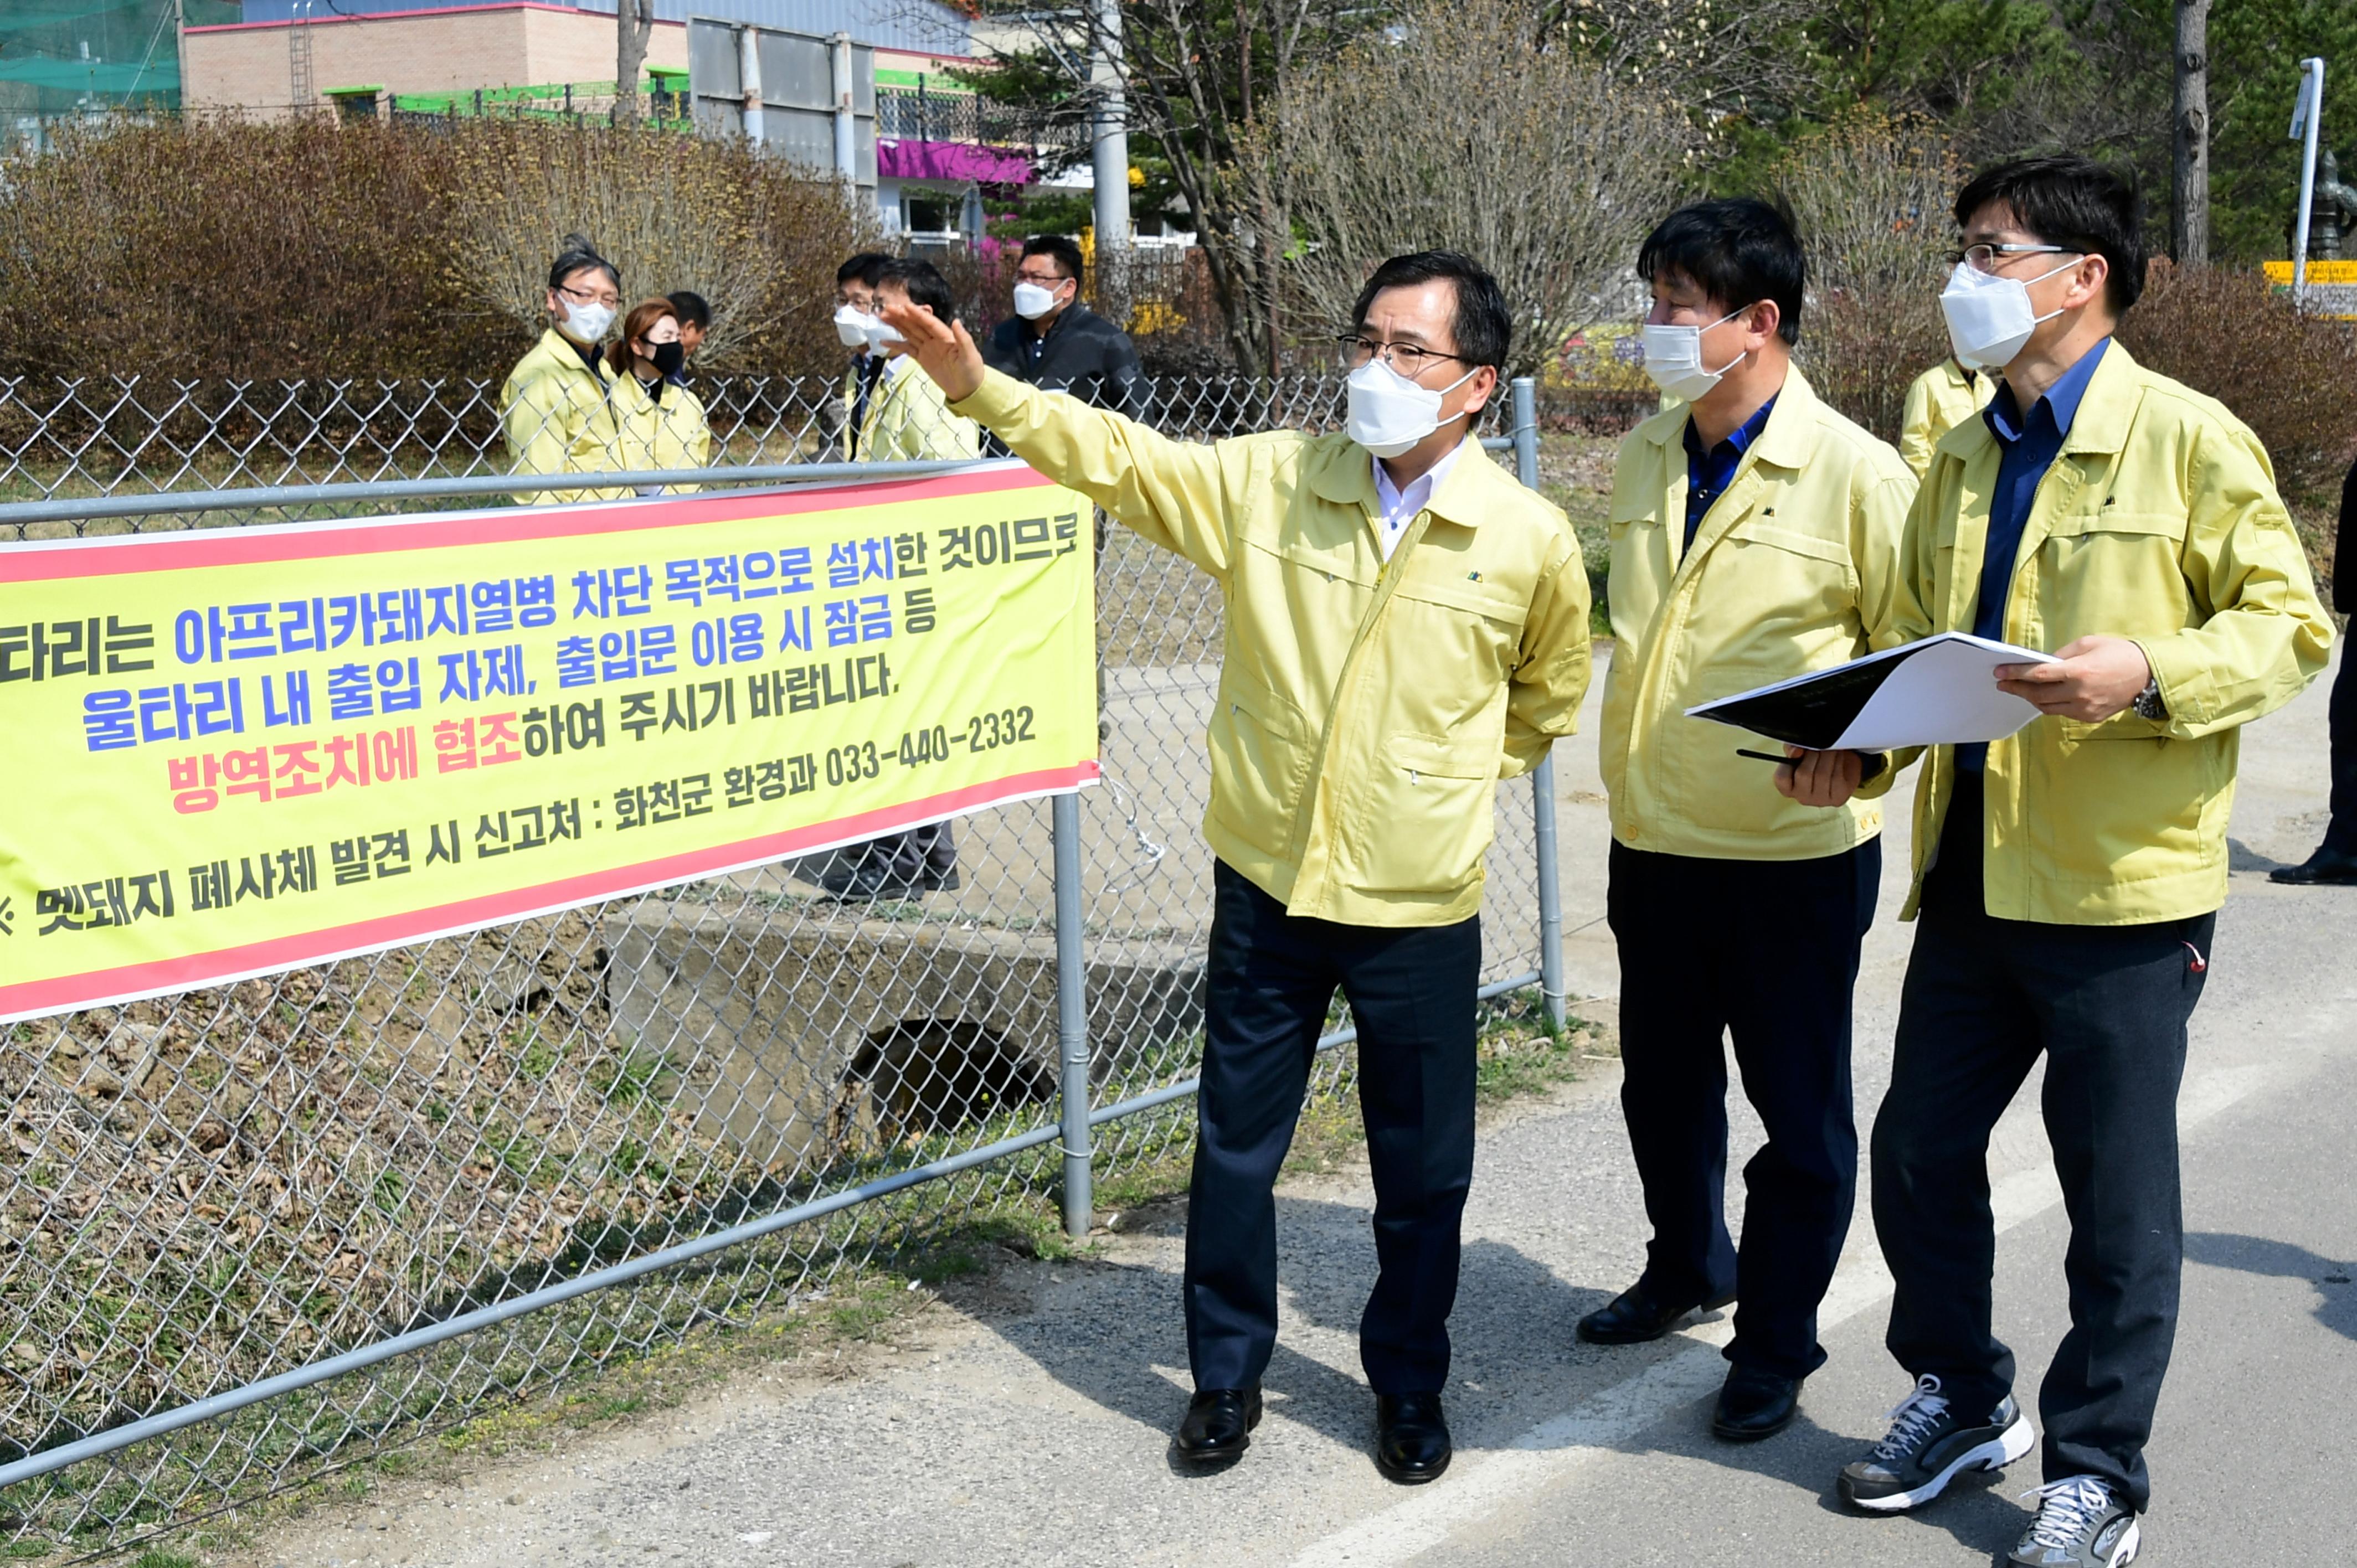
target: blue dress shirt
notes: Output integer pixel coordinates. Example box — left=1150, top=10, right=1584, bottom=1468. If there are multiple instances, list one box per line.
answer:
left=1682, top=396, right=1778, bottom=549
left=1958, top=337, right=2109, bottom=770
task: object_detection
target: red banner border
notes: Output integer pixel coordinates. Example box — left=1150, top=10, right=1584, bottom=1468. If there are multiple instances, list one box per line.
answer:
left=0, top=463, right=1050, bottom=584
left=0, top=760, right=1098, bottom=1023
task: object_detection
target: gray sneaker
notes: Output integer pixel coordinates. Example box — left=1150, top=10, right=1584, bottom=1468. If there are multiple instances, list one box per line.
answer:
left=2009, top=1476, right=2141, bottom=1567
left=1839, top=1374, right=2035, bottom=1512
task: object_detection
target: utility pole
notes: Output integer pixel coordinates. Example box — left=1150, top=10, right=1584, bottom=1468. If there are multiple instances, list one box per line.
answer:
left=1089, top=0, right=1131, bottom=319
left=2170, top=0, right=2209, bottom=264
left=2291, top=57, right=2325, bottom=311
left=831, top=32, right=856, bottom=186
left=738, top=24, right=765, bottom=145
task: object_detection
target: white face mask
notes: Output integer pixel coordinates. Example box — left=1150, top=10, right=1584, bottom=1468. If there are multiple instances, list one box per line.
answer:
left=1012, top=280, right=1063, bottom=320
left=560, top=297, right=616, bottom=344
left=833, top=303, right=876, bottom=348
left=1639, top=305, right=1751, bottom=402
left=871, top=316, right=904, bottom=351
left=1938, top=257, right=2079, bottom=369
left=1345, top=357, right=1479, bottom=460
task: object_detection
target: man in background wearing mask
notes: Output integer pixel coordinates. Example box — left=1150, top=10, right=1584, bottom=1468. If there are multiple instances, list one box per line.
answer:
left=881, top=250, right=1590, bottom=1485
left=832, top=252, right=892, bottom=460
left=819, top=257, right=978, bottom=901
left=666, top=290, right=711, bottom=372
left=1582, top=198, right=1915, bottom=1445
left=501, top=235, right=629, bottom=504
left=1787, top=157, right=2328, bottom=1567
left=982, top=234, right=1150, bottom=418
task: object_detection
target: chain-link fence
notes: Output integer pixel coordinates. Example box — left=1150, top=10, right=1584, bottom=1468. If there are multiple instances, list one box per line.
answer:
left=0, top=372, right=1590, bottom=1556
left=0, top=371, right=1654, bottom=528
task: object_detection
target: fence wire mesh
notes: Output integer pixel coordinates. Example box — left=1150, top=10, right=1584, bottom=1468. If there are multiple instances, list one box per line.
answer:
left=0, top=372, right=1595, bottom=1556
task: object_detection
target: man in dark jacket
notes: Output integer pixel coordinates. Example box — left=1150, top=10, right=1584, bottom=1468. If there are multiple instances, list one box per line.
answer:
left=982, top=234, right=1150, bottom=418
left=2272, top=452, right=2357, bottom=884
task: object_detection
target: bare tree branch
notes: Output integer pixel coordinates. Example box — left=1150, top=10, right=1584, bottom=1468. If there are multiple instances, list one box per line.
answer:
left=1250, top=0, right=1695, bottom=376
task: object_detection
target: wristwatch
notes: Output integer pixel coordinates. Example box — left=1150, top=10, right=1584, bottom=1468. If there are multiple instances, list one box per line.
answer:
left=2132, top=677, right=2168, bottom=721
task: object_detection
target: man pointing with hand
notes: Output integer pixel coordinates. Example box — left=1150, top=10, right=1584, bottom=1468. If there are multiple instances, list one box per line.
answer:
left=882, top=251, right=1592, bottom=1486
left=1785, top=157, right=2328, bottom=1568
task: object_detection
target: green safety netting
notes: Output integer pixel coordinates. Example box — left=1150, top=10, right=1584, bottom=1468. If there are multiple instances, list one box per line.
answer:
left=0, top=0, right=234, bottom=113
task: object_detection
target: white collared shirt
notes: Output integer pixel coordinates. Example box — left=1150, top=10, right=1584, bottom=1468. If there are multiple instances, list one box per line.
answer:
left=1371, top=440, right=1464, bottom=560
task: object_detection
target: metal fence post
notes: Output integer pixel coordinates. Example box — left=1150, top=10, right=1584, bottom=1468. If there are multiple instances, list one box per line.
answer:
left=1052, top=791, right=1094, bottom=1236
left=1512, top=377, right=1569, bottom=1033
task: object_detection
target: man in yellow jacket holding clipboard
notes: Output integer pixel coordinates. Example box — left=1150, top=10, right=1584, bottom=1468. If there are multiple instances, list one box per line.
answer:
left=1584, top=198, right=1917, bottom=1445
left=1788, top=156, right=2330, bottom=1568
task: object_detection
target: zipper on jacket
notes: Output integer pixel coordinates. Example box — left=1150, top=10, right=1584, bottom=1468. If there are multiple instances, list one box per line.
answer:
left=1284, top=508, right=1436, bottom=898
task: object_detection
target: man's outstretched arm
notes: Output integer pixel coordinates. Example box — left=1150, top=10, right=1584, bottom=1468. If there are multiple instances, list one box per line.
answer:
left=881, top=302, right=1236, bottom=579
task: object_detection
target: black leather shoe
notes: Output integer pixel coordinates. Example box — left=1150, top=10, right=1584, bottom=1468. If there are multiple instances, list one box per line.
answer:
left=1711, top=1365, right=1803, bottom=1442
left=2271, top=847, right=2357, bottom=885
left=1373, top=1392, right=1452, bottom=1484
left=1174, top=1387, right=1261, bottom=1463
left=822, top=859, right=924, bottom=900
left=1576, top=1281, right=1736, bottom=1345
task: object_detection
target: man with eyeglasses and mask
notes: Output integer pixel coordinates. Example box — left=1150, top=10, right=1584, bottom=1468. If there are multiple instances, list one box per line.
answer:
left=1581, top=198, right=1916, bottom=1446
left=502, top=234, right=630, bottom=504
left=880, top=250, right=1591, bottom=1486
left=1781, top=156, right=2328, bottom=1568
left=831, top=252, right=893, bottom=460
left=981, top=234, right=1150, bottom=419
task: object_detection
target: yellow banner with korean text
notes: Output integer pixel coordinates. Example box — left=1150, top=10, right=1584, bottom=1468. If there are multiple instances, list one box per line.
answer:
left=0, top=462, right=1098, bottom=1022
left=2262, top=259, right=2357, bottom=319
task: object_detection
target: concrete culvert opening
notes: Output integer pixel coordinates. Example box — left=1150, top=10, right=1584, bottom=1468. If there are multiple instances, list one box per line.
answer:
left=835, top=1017, right=1058, bottom=1148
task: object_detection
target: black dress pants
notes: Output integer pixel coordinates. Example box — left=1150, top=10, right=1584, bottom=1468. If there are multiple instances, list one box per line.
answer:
left=2325, top=644, right=2357, bottom=854
left=843, top=822, right=958, bottom=884
left=1874, top=770, right=2212, bottom=1512
left=1185, top=860, right=1481, bottom=1396
left=1607, top=838, right=1880, bottom=1379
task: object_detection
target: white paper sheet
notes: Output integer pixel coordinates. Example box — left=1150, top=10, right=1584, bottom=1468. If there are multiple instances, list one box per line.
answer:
left=1685, top=632, right=2060, bottom=750
left=1829, top=634, right=2057, bottom=749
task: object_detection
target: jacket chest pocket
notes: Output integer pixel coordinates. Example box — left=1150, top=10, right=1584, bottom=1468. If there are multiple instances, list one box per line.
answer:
left=2036, top=510, right=2195, bottom=635
left=1705, top=522, right=1856, bottom=662
left=1381, top=575, right=1524, bottom=739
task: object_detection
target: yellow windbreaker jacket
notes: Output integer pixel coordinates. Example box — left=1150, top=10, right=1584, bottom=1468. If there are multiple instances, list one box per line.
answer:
left=1887, top=339, right=2332, bottom=924
left=500, top=329, right=629, bottom=504
left=862, top=360, right=982, bottom=463
left=949, top=369, right=1593, bottom=926
left=1602, top=367, right=1918, bottom=860
left=1897, top=359, right=1993, bottom=478
left=607, top=372, right=713, bottom=491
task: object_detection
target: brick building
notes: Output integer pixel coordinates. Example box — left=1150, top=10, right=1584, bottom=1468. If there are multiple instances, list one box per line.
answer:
left=182, top=3, right=691, bottom=121
left=176, top=0, right=1103, bottom=249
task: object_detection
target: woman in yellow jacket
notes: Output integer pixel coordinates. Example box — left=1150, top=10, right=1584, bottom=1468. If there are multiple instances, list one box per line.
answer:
left=605, top=297, right=713, bottom=493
